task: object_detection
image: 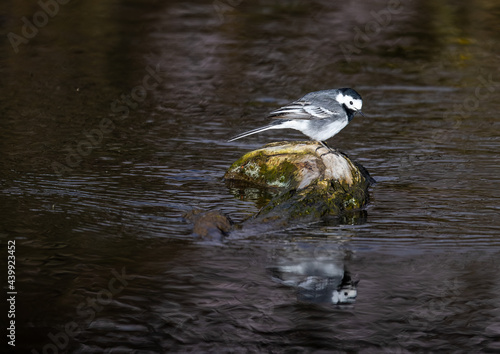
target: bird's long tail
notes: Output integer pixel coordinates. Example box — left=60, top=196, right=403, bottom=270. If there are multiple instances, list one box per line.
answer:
left=228, top=123, right=281, bottom=142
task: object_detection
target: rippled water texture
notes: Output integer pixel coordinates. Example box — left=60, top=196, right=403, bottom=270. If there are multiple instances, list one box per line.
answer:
left=1, top=0, right=500, bottom=352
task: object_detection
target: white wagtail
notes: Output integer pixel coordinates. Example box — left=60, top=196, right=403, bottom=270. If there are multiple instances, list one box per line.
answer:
left=228, top=88, right=364, bottom=151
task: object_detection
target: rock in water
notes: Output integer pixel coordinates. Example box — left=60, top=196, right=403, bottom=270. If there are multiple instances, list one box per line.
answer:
left=183, top=209, right=232, bottom=241
left=224, top=141, right=374, bottom=221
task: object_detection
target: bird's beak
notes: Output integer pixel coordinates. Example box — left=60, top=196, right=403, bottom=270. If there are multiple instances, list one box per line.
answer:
left=357, top=110, right=365, bottom=117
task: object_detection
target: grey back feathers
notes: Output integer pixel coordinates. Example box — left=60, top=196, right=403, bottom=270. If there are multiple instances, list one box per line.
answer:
left=228, top=88, right=363, bottom=143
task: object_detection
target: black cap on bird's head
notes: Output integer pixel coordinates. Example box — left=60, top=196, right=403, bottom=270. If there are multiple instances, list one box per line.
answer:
left=339, top=88, right=362, bottom=100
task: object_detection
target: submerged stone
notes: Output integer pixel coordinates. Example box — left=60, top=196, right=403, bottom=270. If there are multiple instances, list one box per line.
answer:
left=183, top=209, right=232, bottom=241
left=224, top=141, right=374, bottom=221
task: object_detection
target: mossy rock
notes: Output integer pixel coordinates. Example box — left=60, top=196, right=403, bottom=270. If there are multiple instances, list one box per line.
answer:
left=224, top=141, right=374, bottom=221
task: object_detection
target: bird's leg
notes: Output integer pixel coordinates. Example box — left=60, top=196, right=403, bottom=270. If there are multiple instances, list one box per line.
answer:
left=320, top=141, right=331, bottom=151
left=315, top=141, right=335, bottom=157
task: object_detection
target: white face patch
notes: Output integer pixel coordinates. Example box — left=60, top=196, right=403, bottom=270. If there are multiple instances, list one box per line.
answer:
left=335, top=93, right=363, bottom=111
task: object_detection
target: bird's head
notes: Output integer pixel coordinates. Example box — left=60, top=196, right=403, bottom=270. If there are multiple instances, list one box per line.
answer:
left=336, top=88, right=364, bottom=118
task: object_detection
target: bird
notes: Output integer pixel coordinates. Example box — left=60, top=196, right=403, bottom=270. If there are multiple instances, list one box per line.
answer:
left=228, top=88, right=364, bottom=151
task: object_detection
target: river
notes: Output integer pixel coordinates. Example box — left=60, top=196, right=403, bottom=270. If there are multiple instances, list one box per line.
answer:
left=1, top=0, right=500, bottom=352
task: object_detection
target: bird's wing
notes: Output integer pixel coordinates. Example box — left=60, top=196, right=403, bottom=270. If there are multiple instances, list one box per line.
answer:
left=268, top=101, right=337, bottom=120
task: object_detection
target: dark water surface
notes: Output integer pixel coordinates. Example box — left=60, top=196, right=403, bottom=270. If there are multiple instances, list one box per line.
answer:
left=1, top=0, right=500, bottom=352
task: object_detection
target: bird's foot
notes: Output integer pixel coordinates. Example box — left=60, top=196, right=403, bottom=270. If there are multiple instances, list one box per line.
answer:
left=315, top=141, right=336, bottom=157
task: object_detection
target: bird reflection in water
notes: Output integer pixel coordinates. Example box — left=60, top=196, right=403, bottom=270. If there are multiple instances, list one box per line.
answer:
left=268, top=258, right=358, bottom=305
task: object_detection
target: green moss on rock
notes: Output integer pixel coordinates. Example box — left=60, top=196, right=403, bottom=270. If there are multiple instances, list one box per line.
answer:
left=224, top=141, right=374, bottom=222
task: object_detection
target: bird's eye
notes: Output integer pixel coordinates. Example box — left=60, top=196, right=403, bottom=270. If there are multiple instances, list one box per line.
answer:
left=349, top=101, right=353, bottom=105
